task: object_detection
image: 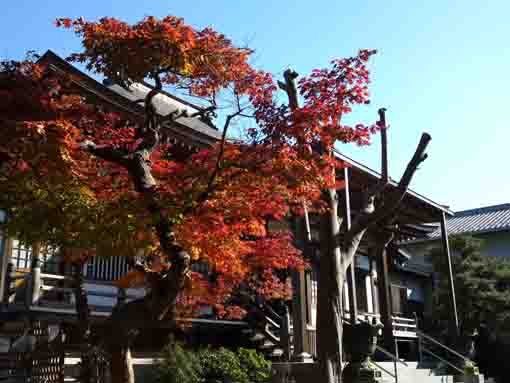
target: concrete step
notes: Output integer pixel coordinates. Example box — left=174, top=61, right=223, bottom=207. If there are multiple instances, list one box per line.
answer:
left=375, top=361, right=458, bottom=383
left=259, top=339, right=277, bottom=349
left=250, top=332, right=266, bottom=342
left=270, top=349, right=284, bottom=358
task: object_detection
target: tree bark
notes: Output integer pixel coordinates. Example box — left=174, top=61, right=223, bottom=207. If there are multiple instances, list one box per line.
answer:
left=71, top=261, right=95, bottom=383
left=110, top=345, right=135, bottom=383
left=316, top=128, right=431, bottom=383
left=317, top=189, right=344, bottom=383
left=80, top=78, right=192, bottom=383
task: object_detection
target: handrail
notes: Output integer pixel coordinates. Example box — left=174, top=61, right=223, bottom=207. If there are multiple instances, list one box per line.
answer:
left=264, top=315, right=280, bottom=330
left=263, top=325, right=281, bottom=344
left=392, top=316, right=416, bottom=323
left=40, top=273, right=73, bottom=281
left=421, top=346, right=464, bottom=374
left=39, top=284, right=141, bottom=299
left=415, top=329, right=470, bottom=363
left=391, top=323, right=417, bottom=328
left=375, top=345, right=408, bottom=367
left=262, top=303, right=282, bottom=322
left=371, top=360, right=396, bottom=378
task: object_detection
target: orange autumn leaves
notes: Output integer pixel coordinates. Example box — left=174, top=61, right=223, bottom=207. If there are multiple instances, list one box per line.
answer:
left=55, top=16, right=253, bottom=97
left=1, top=15, right=378, bottom=319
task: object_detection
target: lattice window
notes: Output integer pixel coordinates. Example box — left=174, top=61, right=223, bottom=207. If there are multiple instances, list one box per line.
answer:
left=85, top=256, right=129, bottom=281
left=11, top=239, right=32, bottom=270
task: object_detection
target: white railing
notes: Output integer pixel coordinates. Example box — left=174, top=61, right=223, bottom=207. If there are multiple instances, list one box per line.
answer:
left=305, top=312, right=418, bottom=358
left=414, top=328, right=471, bottom=375
left=30, top=272, right=144, bottom=316
left=343, top=310, right=381, bottom=323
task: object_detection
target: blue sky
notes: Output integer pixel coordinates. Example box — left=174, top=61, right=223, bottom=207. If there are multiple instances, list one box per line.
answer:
left=2, top=0, right=509, bottom=212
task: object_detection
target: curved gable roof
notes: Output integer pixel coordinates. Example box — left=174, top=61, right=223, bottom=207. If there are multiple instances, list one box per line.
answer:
left=37, top=50, right=221, bottom=147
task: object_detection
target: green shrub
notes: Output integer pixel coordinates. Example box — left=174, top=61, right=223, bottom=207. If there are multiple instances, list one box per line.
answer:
left=237, top=348, right=271, bottom=383
left=157, top=342, right=203, bottom=383
left=198, top=347, right=248, bottom=383
left=157, top=343, right=271, bottom=383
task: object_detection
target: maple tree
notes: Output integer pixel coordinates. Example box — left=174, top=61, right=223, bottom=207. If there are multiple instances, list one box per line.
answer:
left=0, top=15, right=431, bottom=383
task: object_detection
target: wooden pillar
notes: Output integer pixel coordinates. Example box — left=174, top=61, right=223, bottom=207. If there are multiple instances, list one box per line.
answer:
left=0, top=237, right=13, bottom=304
left=3, top=262, right=15, bottom=305
left=376, top=242, right=395, bottom=352
left=291, top=269, right=311, bottom=358
left=440, top=212, right=460, bottom=337
left=305, top=269, right=313, bottom=325
left=343, top=167, right=358, bottom=323
left=26, top=242, right=41, bottom=308
left=369, top=251, right=379, bottom=315
left=365, top=272, right=374, bottom=314
left=302, top=203, right=315, bottom=327
left=281, top=306, right=292, bottom=361
left=291, top=217, right=311, bottom=360
left=343, top=281, right=350, bottom=314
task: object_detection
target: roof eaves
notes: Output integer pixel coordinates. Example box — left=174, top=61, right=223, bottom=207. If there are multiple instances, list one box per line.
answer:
left=403, top=226, right=510, bottom=245
left=334, top=150, right=454, bottom=216
left=38, top=50, right=221, bottom=144
left=455, top=203, right=510, bottom=217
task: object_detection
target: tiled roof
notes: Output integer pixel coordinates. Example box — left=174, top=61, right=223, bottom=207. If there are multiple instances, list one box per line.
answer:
left=428, top=203, right=510, bottom=238
left=106, top=82, right=222, bottom=141
left=38, top=50, right=221, bottom=146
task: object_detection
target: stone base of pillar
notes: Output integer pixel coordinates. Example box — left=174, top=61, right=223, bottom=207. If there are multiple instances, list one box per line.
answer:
left=291, top=352, right=314, bottom=363
left=462, top=374, right=484, bottom=383
left=342, top=360, right=382, bottom=383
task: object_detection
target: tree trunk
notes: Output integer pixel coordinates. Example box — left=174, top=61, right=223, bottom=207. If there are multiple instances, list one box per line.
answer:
left=110, top=345, right=135, bottom=383
left=72, top=262, right=94, bottom=383
left=317, top=189, right=345, bottom=383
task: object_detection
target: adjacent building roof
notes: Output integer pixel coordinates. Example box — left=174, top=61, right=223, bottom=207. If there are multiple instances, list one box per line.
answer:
left=405, top=204, right=510, bottom=244
left=428, top=203, right=510, bottom=238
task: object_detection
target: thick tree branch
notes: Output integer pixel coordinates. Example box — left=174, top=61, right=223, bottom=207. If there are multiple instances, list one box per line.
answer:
left=81, top=71, right=192, bottom=356
left=397, top=133, right=430, bottom=192
left=341, top=132, right=431, bottom=271
left=278, top=69, right=299, bottom=110
left=160, top=105, right=217, bottom=123
left=80, top=141, right=130, bottom=166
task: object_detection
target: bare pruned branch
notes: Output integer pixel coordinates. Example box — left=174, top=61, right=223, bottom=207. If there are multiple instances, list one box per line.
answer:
left=340, top=132, right=431, bottom=271
left=278, top=69, right=299, bottom=110
left=378, top=108, right=389, bottom=184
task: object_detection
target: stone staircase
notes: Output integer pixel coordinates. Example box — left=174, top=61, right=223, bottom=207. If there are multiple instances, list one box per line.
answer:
left=241, top=304, right=289, bottom=360
left=376, top=361, right=459, bottom=382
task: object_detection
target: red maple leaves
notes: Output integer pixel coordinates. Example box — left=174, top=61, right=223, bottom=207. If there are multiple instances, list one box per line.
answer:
left=1, top=16, right=378, bottom=318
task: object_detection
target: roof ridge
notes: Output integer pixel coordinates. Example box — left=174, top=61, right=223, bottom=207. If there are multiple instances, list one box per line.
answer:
left=39, top=50, right=209, bottom=116
left=455, top=203, right=510, bottom=217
